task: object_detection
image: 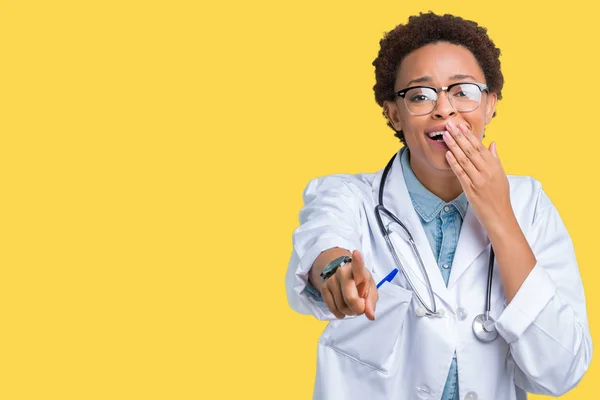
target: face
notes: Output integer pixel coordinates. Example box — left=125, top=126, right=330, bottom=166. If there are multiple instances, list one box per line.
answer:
left=383, top=42, right=497, bottom=178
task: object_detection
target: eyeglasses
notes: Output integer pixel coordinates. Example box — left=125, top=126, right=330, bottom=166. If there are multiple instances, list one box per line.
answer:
left=395, top=82, right=489, bottom=116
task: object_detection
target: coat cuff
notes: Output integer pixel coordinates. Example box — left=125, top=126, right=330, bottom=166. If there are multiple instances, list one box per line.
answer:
left=303, top=279, right=325, bottom=302
left=495, top=263, right=558, bottom=344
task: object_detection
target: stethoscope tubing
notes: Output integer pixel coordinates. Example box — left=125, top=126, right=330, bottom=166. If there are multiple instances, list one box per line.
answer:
left=375, top=204, right=439, bottom=316
left=375, top=151, right=498, bottom=341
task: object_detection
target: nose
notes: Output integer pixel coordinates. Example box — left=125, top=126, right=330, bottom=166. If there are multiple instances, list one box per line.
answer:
left=432, top=91, right=457, bottom=119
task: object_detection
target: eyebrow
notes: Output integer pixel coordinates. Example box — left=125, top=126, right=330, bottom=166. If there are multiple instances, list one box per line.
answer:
left=405, top=74, right=478, bottom=87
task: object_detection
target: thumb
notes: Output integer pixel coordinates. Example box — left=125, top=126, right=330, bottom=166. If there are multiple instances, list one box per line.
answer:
left=489, top=142, right=499, bottom=159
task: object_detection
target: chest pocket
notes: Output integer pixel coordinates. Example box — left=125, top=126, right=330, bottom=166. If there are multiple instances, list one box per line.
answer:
left=318, top=283, right=413, bottom=375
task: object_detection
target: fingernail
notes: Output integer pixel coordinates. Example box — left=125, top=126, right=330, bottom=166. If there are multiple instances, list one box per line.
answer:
left=443, top=131, right=451, bottom=140
left=447, top=121, right=455, bottom=130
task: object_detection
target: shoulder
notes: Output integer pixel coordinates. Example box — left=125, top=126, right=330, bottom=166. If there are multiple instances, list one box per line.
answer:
left=507, top=175, right=541, bottom=196
left=507, top=175, right=554, bottom=220
left=302, top=172, right=377, bottom=201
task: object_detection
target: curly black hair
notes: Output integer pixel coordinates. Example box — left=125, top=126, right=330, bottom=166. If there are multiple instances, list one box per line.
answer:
left=372, top=12, right=504, bottom=144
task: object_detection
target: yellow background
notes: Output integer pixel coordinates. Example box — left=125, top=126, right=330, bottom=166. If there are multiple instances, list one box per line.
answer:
left=0, top=0, right=598, bottom=398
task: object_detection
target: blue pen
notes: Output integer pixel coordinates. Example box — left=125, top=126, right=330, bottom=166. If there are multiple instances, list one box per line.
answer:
left=376, top=268, right=399, bottom=289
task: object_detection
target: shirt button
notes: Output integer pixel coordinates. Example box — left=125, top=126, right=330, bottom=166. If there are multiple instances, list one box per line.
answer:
left=443, top=205, right=450, bottom=212
left=442, top=263, right=450, bottom=269
left=456, top=307, right=468, bottom=321
left=465, top=391, right=478, bottom=400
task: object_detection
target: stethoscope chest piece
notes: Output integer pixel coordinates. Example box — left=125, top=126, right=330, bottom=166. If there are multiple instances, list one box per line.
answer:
left=472, top=313, right=499, bottom=343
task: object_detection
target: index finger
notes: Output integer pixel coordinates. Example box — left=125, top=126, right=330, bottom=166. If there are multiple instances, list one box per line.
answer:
left=447, top=122, right=486, bottom=171
left=364, top=280, right=378, bottom=320
left=351, top=250, right=367, bottom=283
left=459, top=123, right=496, bottom=164
left=339, top=273, right=365, bottom=315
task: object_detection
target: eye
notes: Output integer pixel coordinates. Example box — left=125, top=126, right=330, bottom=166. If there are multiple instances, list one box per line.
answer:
left=405, top=87, right=436, bottom=103
left=450, top=84, right=479, bottom=100
left=409, top=94, right=432, bottom=103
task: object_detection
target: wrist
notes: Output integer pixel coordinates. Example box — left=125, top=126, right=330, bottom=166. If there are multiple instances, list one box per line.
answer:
left=308, top=247, right=352, bottom=292
left=479, top=204, right=515, bottom=233
left=484, top=211, right=520, bottom=242
left=320, top=255, right=352, bottom=281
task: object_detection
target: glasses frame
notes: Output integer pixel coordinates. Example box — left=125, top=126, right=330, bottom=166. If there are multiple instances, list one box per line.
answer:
left=395, top=82, right=489, bottom=116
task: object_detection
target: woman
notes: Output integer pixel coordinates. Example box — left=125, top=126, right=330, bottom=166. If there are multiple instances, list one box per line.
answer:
left=285, top=12, right=592, bottom=400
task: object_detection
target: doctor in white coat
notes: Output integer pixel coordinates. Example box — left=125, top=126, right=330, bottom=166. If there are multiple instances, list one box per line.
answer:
left=285, top=12, right=592, bottom=400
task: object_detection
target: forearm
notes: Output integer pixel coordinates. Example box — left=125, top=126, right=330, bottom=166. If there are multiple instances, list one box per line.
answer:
left=485, top=213, right=536, bottom=304
left=308, top=247, right=352, bottom=293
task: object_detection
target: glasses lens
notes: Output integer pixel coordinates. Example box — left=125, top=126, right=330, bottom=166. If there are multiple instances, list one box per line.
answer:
left=449, top=84, right=482, bottom=112
left=403, top=87, right=436, bottom=116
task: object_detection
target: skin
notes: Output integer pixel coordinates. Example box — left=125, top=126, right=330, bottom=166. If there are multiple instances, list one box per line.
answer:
left=309, top=248, right=378, bottom=320
left=309, top=41, right=536, bottom=320
left=385, top=42, right=497, bottom=202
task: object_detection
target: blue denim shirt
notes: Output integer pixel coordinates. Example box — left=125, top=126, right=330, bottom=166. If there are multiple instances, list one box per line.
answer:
left=401, top=147, right=467, bottom=400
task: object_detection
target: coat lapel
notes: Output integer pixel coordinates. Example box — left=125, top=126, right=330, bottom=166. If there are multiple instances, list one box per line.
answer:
left=372, top=150, right=450, bottom=305
left=447, top=207, right=490, bottom=288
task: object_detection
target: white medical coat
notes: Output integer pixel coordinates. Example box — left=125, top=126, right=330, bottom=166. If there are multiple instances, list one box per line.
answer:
left=285, top=151, right=592, bottom=399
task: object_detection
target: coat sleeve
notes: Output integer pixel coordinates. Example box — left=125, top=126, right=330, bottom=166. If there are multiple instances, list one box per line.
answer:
left=495, top=184, right=593, bottom=396
left=285, top=175, right=364, bottom=321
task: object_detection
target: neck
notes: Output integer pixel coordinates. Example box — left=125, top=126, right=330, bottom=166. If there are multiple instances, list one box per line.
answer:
left=409, top=156, right=463, bottom=203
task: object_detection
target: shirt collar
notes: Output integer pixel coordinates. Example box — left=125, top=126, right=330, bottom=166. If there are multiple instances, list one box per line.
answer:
left=400, top=147, right=468, bottom=222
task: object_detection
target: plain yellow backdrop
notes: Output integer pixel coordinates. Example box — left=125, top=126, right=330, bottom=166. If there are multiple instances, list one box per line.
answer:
left=0, top=0, right=598, bottom=398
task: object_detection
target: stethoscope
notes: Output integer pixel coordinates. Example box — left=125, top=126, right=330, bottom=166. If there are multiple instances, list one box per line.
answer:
left=374, top=152, right=499, bottom=343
